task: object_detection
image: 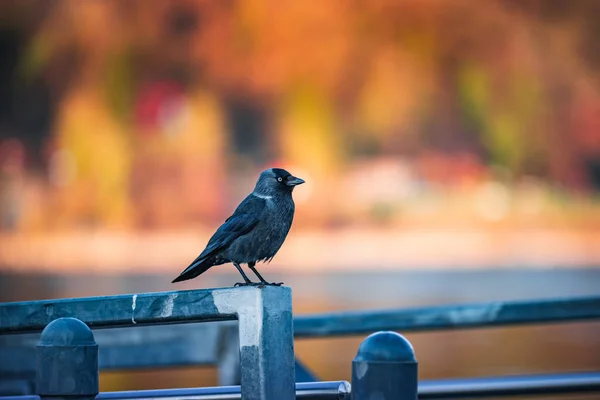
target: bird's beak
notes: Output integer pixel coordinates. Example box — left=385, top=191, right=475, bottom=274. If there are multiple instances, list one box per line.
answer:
left=286, top=176, right=305, bottom=187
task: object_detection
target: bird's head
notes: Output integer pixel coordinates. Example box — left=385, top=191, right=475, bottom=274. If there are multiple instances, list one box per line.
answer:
left=254, top=168, right=305, bottom=195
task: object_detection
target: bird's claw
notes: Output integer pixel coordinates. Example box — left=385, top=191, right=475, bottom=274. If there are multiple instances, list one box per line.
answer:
left=234, top=282, right=262, bottom=287
left=234, top=282, right=284, bottom=287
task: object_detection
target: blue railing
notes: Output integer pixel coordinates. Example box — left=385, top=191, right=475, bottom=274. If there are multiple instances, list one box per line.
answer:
left=0, top=286, right=296, bottom=400
left=1, top=289, right=600, bottom=399
left=294, top=295, right=600, bottom=336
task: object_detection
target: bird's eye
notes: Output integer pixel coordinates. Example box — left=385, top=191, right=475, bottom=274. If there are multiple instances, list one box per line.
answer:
left=277, top=177, right=283, bottom=182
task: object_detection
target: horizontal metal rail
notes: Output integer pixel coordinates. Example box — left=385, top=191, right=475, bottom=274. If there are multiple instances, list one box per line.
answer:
left=0, top=324, right=223, bottom=372
left=0, top=381, right=351, bottom=400
left=3, top=295, right=598, bottom=337
left=3, top=372, right=599, bottom=399
left=294, top=295, right=600, bottom=337
left=0, top=288, right=237, bottom=334
left=419, top=371, right=600, bottom=398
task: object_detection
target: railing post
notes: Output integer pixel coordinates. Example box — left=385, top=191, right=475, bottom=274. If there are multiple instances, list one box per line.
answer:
left=352, top=331, right=418, bottom=400
left=212, top=286, right=295, bottom=400
left=36, top=317, right=99, bottom=400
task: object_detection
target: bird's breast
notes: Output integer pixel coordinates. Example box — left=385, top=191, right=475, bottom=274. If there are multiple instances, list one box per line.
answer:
left=225, top=197, right=295, bottom=263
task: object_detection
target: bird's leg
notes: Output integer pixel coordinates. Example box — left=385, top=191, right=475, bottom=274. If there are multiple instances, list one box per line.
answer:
left=248, top=262, right=283, bottom=286
left=233, top=262, right=254, bottom=287
left=248, top=262, right=268, bottom=284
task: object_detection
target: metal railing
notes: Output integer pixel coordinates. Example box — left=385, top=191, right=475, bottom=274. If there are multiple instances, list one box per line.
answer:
left=2, top=373, right=600, bottom=400
left=1, top=291, right=600, bottom=399
left=294, top=295, right=600, bottom=336
left=0, top=286, right=296, bottom=400
left=419, top=371, right=600, bottom=399
left=4, top=296, right=599, bottom=384
left=0, top=381, right=351, bottom=400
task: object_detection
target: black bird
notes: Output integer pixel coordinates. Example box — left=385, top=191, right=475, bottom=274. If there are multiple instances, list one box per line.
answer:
left=172, top=168, right=305, bottom=286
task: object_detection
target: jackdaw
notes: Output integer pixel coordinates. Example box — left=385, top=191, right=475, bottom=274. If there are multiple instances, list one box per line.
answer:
left=172, top=168, right=305, bottom=286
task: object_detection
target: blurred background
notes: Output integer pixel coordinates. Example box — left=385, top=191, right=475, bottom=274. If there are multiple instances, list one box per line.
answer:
left=0, top=0, right=599, bottom=394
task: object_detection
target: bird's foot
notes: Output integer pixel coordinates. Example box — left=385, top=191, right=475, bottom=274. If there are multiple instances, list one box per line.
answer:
left=234, top=281, right=284, bottom=287
left=234, top=282, right=261, bottom=287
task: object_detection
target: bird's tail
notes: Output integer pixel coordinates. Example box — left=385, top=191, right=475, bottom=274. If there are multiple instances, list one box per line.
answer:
left=171, top=257, right=213, bottom=283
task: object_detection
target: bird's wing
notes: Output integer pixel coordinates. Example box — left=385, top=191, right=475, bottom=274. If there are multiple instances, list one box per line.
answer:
left=186, top=194, right=266, bottom=265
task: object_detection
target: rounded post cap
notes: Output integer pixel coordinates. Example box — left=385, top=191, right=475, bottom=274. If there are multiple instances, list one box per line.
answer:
left=354, top=331, right=416, bottom=362
left=39, top=317, right=96, bottom=346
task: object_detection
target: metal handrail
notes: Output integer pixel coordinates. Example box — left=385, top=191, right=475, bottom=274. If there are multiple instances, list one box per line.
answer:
left=294, top=295, right=600, bottom=337
left=4, top=295, right=599, bottom=336
left=0, top=381, right=351, bottom=400
left=2, top=372, right=600, bottom=399
left=419, top=371, right=600, bottom=398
